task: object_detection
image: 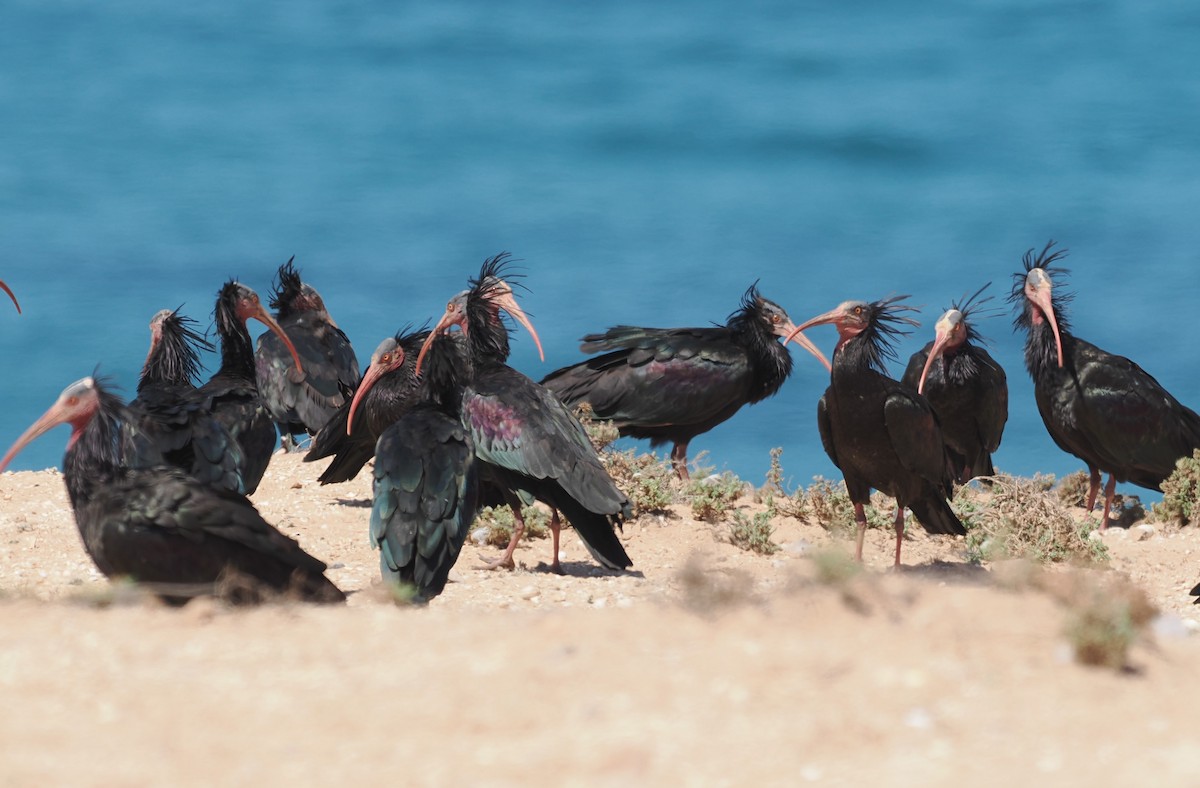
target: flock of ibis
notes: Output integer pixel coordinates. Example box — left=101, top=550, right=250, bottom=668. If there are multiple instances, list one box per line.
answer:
left=2, top=240, right=1200, bottom=605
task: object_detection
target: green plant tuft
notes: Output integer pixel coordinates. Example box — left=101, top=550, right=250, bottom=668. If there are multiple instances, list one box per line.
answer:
left=963, top=474, right=1108, bottom=565
left=1152, top=449, right=1200, bottom=525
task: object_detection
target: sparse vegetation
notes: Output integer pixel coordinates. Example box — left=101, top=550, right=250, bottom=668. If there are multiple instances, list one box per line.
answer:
left=676, top=554, right=756, bottom=613
left=574, top=402, right=620, bottom=452
left=762, top=447, right=806, bottom=519
left=1152, top=449, right=1200, bottom=525
left=687, top=472, right=744, bottom=522
left=1056, top=470, right=1091, bottom=507
left=600, top=447, right=677, bottom=515
left=963, top=474, right=1108, bottom=565
left=802, top=477, right=891, bottom=537
left=473, top=504, right=550, bottom=548
left=728, top=507, right=779, bottom=555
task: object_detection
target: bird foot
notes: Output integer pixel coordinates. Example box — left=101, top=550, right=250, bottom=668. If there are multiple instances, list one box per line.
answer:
left=536, top=561, right=565, bottom=576
left=479, top=554, right=517, bottom=571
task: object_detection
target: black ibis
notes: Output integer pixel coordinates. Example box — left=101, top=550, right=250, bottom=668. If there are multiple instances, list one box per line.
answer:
left=303, top=329, right=430, bottom=485
left=1011, top=241, right=1200, bottom=527
left=255, top=258, right=360, bottom=451
left=351, top=327, right=479, bottom=601
left=788, top=296, right=965, bottom=567
left=417, top=255, right=632, bottom=573
left=0, top=279, right=19, bottom=313
left=0, top=377, right=345, bottom=604
left=197, top=280, right=303, bottom=495
left=900, top=284, right=1008, bottom=484
left=123, top=308, right=245, bottom=493
left=539, top=285, right=830, bottom=480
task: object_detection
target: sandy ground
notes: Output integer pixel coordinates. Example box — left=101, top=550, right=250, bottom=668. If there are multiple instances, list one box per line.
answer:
left=2, top=451, right=1200, bottom=786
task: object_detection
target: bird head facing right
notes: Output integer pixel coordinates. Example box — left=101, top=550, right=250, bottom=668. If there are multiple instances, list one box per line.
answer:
left=915, top=282, right=997, bottom=394
left=1010, top=241, right=1070, bottom=369
left=270, top=257, right=332, bottom=323
left=737, top=285, right=831, bottom=372
left=347, top=336, right=408, bottom=435
left=0, top=377, right=105, bottom=472
left=0, top=279, right=20, bottom=314
left=786, top=296, right=919, bottom=374
left=415, top=254, right=545, bottom=375
left=216, top=280, right=304, bottom=374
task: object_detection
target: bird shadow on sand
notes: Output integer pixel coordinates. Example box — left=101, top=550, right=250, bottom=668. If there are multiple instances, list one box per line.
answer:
left=897, top=559, right=990, bottom=585
left=335, top=498, right=373, bottom=508
left=531, top=560, right=646, bottom=580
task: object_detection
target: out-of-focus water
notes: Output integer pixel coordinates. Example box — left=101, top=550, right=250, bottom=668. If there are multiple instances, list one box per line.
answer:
left=3, top=1, right=1200, bottom=501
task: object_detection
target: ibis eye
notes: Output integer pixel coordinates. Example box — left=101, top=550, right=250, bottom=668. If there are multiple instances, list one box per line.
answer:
left=380, top=354, right=391, bottom=365
left=66, top=396, right=78, bottom=406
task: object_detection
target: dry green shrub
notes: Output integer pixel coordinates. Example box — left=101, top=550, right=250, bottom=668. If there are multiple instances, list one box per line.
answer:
left=573, top=402, right=621, bottom=452
left=676, top=554, right=755, bottom=614
left=1056, top=470, right=1091, bottom=507
left=964, top=474, right=1108, bottom=565
left=473, top=504, right=550, bottom=548
left=1046, top=572, right=1157, bottom=670
left=1152, top=449, right=1200, bottom=525
left=762, top=447, right=806, bottom=518
left=687, top=472, right=745, bottom=522
left=600, top=447, right=677, bottom=515
left=728, top=507, right=779, bottom=555
left=803, top=478, right=891, bottom=537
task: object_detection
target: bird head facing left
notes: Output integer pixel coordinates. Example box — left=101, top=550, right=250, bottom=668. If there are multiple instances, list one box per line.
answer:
left=217, top=280, right=304, bottom=375
left=1009, top=241, right=1069, bottom=368
left=347, top=336, right=406, bottom=435
left=916, top=282, right=997, bottom=394
left=743, top=286, right=831, bottom=372
left=0, top=279, right=20, bottom=314
left=416, top=290, right=471, bottom=376
left=466, top=253, right=545, bottom=363
left=787, top=296, right=919, bottom=374
left=0, top=377, right=103, bottom=472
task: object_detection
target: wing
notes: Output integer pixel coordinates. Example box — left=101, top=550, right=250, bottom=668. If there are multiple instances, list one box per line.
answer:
left=465, top=367, right=628, bottom=516
left=1072, top=342, right=1200, bottom=484
left=883, top=384, right=949, bottom=489
left=80, top=467, right=342, bottom=601
left=256, top=321, right=361, bottom=432
left=371, top=408, right=478, bottom=600
left=972, top=347, right=1008, bottom=453
left=540, top=327, right=754, bottom=429
left=816, top=390, right=840, bottom=470
left=123, top=394, right=246, bottom=494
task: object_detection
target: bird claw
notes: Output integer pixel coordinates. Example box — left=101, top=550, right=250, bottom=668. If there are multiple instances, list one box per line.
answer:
left=479, top=555, right=516, bottom=571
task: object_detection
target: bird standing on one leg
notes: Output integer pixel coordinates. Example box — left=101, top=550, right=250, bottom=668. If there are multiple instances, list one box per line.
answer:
left=789, top=296, right=965, bottom=567
left=1010, top=241, right=1200, bottom=527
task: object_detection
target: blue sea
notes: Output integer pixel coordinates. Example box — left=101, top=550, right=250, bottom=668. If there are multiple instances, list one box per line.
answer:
left=3, top=1, right=1200, bottom=503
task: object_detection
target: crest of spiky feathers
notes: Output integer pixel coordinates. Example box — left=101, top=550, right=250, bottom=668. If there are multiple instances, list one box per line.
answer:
left=855, top=295, right=920, bottom=374
left=269, top=256, right=302, bottom=313
left=946, top=282, right=1002, bottom=347
left=141, top=308, right=213, bottom=390
left=465, top=252, right=530, bottom=362
left=725, top=281, right=772, bottom=329
left=1009, top=240, right=1075, bottom=333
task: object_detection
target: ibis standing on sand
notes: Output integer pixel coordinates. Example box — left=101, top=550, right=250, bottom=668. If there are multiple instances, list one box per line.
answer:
left=304, top=330, right=430, bottom=485
left=124, top=308, right=245, bottom=493
left=417, top=255, right=632, bottom=574
left=540, top=285, right=830, bottom=480
left=788, top=296, right=965, bottom=567
left=1011, top=242, right=1200, bottom=527
left=900, top=284, right=1008, bottom=484
left=198, top=280, right=304, bottom=494
left=351, top=327, right=479, bottom=601
left=0, top=377, right=345, bottom=604
left=255, top=258, right=360, bottom=450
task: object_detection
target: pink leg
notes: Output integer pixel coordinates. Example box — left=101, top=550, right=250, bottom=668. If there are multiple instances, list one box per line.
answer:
left=1099, top=474, right=1117, bottom=530
left=549, top=509, right=564, bottom=574
left=482, top=493, right=526, bottom=571
left=853, top=502, right=867, bottom=563
left=1084, top=468, right=1101, bottom=511
left=671, top=441, right=691, bottom=481
left=892, top=507, right=906, bottom=568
